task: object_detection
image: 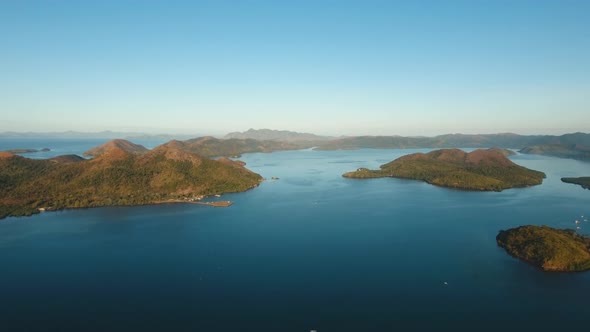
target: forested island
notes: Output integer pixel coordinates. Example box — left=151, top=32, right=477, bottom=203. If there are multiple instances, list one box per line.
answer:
left=0, top=139, right=263, bottom=219
left=159, top=136, right=306, bottom=157
left=520, top=144, right=590, bottom=161
left=342, top=148, right=545, bottom=191
left=497, top=225, right=590, bottom=272
left=561, top=177, right=590, bottom=190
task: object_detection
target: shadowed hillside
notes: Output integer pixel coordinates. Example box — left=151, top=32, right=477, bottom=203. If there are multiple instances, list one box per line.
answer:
left=561, top=177, right=590, bottom=190
left=520, top=144, right=590, bottom=161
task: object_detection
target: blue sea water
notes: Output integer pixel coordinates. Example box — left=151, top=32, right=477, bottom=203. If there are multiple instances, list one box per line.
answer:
left=1, top=140, right=590, bottom=331
left=0, top=137, right=166, bottom=159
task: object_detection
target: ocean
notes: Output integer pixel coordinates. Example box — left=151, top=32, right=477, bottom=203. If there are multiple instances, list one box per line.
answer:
left=1, top=139, right=590, bottom=331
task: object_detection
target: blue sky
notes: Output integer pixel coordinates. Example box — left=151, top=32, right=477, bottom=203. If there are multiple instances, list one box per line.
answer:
left=1, top=0, right=588, bottom=136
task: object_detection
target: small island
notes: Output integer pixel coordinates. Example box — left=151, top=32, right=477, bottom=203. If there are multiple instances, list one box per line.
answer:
left=561, top=177, right=590, bottom=190
left=2, top=148, right=50, bottom=154
left=342, top=148, right=545, bottom=191
left=0, top=139, right=263, bottom=219
left=497, top=225, right=590, bottom=272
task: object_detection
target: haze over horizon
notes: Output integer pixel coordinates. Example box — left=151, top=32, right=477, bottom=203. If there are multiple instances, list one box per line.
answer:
left=1, top=1, right=589, bottom=136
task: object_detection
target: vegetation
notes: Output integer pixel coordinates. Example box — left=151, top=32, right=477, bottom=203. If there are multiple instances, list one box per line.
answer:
left=224, top=128, right=332, bottom=142
left=497, top=225, right=590, bottom=272
left=164, top=136, right=308, bottom=157
left=0, top=140, right=262, bottom=219
left=315, top=132, right=590, bottom=151
left=84, top=139, right=148, bottom=156
left=561, top=177, right=590, bottom=190
left=342, top=148, right=545, bottom=191
left=519, top=144, right=590, bottom=161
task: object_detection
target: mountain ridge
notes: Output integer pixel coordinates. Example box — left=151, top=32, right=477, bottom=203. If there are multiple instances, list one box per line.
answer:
left=224, top=128, right=332, bottom=142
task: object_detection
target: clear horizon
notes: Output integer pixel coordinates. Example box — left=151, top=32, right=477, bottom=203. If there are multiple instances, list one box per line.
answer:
left=1, top=1, right=589, bottom=136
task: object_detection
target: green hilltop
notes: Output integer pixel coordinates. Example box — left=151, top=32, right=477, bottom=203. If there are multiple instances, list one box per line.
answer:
left=342, top=148, right=545, bottom=191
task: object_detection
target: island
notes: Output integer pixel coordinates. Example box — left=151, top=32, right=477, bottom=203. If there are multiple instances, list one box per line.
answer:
left=315, top=132, right=590, bottom=151
left=496, top=225, right=590, bottom=272
left=2, top=148, right=50, bottom=154
left=0, top=139, right=263, bottom=219
left=519, top=144, right=590, bottom=161
left=561, top=177, right=590, bottom=190
left=342, top=148, right=545, bottom=191
left=156, top=136, right=307, bottom=158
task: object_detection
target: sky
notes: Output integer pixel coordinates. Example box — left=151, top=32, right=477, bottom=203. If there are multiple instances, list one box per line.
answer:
left=0, top=0, right=589, bottom=136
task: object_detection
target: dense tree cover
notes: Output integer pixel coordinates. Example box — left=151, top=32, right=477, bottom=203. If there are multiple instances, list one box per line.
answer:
left=562, top=177, right=590, bottom=190
left=497, top=225, right=590, bottom=272
left=0, top=143, right=262, bottom=219
left=171, top=137, right=307, bottom=157
left=342, top=149, right=545, bottom=191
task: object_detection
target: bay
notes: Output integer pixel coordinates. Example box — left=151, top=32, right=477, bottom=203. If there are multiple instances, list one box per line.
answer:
left=1, top=141, right=590, bottom=331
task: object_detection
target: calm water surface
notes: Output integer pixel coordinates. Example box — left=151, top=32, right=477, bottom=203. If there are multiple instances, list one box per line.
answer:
left=1, top=141, right=590, bottom=331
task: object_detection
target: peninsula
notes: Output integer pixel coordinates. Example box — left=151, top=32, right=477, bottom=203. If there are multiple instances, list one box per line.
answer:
left=342, top=148, right=545, bottom=191
left=520, top=144, right=590, bottom=161
left=0, top=139, right=263, bottom=219
left=497, top=225, right=590, bottom=272
left=561, top=177, right=590, bottom=190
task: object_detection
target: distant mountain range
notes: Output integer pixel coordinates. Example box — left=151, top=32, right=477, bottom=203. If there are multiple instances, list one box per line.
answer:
left=313, top=132, right=590, bottom=161
left=0, top=130, right=197, bottom=140
left=224, top=128, right=333, bottom=142
left=315, top=132, right=590, bottom=150
left=3, top=129, right=590, bottom=161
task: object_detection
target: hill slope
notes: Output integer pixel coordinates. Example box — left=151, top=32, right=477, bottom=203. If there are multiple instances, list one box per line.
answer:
left=519, top=144, right=590, bottom=161
left=497, top=225, right=590, bottom=272
left=225, top=128, right=331, bottom=142
left=316, top=132, right=590, bottom=151
left=0, top=140, right=262, bottom=219
left=342, top=148, right=545, bottom=191
left=84, top=139, right=148, bottom=157
left=166, top=136, right=305, bottom=157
